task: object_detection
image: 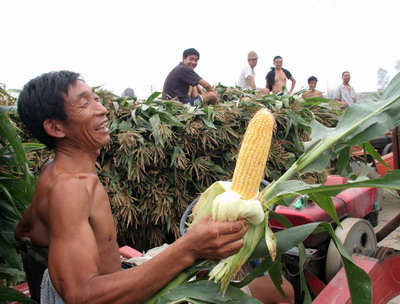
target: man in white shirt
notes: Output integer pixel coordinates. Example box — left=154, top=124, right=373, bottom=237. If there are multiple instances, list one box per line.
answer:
left=238, top=51, right=269, bottom=94
left=333, top=71, right=357, bottom=108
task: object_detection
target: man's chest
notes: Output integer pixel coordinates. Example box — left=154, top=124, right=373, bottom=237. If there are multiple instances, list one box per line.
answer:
left=275, top=70, right=287, bottom=81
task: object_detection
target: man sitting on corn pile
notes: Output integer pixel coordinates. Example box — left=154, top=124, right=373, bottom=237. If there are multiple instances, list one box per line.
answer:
left=15, top=70, right=294, bottom=303
left=162, top=48, right=220, bottom=106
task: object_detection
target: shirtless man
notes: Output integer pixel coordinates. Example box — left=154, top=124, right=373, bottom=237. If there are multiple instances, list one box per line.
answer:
left=15, top=71, right=293, bottom=303
left=302, top=76, right=323, bottom=99
left=265, top=56, right=296, bottom=95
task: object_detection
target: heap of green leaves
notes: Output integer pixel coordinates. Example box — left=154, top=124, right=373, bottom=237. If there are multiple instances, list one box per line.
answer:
left=95, top=88, right=339, bottom=250
left=12, top=84, right=340, bottom=251
left=0, top=92, right=42, bottom=303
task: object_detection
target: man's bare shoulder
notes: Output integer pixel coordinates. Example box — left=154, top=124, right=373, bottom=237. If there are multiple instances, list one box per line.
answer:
left=35, top=169, right=93, bottom=215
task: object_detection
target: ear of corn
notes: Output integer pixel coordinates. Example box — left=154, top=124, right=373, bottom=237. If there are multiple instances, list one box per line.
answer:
left=189, top=108, right=276, bottom=294
left=231, top=108, right=275, bottom=199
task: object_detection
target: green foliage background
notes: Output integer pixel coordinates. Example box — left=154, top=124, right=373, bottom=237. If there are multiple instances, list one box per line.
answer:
left=2, top=85, right=340, bottom=253
left=0, top=88, right=39, bottom=303
left=94, top=87, right=340, bottom=251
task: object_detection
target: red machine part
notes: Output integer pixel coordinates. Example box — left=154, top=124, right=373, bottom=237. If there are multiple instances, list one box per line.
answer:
left=313, top=252, right=400, bottom=304
left=269, top=174, right=378, bottom=247
left=271, top=175, right=377, bottom=229
left=336, top=187, right=378, bottom=219
left=376, top=152, right=395, bottom=177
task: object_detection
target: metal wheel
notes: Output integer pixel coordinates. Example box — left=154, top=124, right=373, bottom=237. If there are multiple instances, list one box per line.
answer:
left=325, top=218, right=377, bottom=282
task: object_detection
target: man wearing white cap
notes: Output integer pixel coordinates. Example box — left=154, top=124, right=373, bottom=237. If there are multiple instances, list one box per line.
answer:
left=238, top=51, right=270, bottom=94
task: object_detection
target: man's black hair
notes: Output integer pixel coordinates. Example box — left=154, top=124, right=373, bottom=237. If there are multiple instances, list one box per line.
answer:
left=308, top=76, right=318, bottom=83
left=342, top=71, right=350, bottom=76
left=17, top=70, right=81, bottom=150
left=273, top=55, right=282, bottom=61
left=183, top=48, right=200, bottom=59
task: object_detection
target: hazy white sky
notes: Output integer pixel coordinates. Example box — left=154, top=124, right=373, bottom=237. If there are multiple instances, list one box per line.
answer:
left=1, top=0, right=399, bottom=99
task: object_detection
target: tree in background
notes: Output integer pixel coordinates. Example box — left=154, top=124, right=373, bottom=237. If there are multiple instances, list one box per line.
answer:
left=395, top=59, right=400, bottom=73
left=377, top=67, right=390, bottom=91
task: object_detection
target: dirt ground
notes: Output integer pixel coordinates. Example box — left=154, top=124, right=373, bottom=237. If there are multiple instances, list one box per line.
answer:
left=374, top=189, right=400, bottom=303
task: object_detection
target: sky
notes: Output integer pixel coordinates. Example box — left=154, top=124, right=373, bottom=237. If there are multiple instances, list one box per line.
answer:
left=1, top=0, right=399, bottom=99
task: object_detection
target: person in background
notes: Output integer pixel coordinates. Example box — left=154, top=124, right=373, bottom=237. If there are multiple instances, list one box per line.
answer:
left=333, top=71, right=356, bottom=108
left=302, top=76, right=323, bottom=99
left=238, top=51, right=270, bottom=94
left=162, top=48, right=219, bottom=106
left=121, top=87, right=135, bottom=97
left=265, top=56, right=296, bottom=95
left=15, top=70, right=293, bottom=304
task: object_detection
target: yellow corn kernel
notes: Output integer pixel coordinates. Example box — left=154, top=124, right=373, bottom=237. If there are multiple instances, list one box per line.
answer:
left=231, top=108, right=274, bottom=199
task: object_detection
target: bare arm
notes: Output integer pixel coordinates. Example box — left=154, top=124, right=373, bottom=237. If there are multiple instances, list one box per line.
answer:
left=247, top=76, right=256, bottom=89
left=288, top=76, right=296, bottom=95
left=198, top=79, right=215, bottom=93
left=46, top=178, right=246, bottom=303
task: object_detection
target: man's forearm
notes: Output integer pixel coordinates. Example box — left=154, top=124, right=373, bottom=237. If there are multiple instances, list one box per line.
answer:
left=198, top=79, right=215, bottom=93
left=203, top=85, right=215, bottom=92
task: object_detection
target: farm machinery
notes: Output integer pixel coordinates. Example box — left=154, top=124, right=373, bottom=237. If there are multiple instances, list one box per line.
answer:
left=269, top=127, right=400, bottom=303
left=177, top=129, right=400, bottom=303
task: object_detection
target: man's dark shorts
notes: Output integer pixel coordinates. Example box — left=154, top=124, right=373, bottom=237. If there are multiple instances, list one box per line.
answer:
left=181, top=95, right=203, bottom=106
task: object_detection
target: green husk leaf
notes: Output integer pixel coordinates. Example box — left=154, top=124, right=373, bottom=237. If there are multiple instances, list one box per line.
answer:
left=153, top=280, right=261, bottom=304
left=249, top=222, right=371, bottom=304
left=0, top=285, right=31, bottom=304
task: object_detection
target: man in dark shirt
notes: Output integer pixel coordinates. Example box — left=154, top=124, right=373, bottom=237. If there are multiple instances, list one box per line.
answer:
left=163, top=48, right=219, bottom=106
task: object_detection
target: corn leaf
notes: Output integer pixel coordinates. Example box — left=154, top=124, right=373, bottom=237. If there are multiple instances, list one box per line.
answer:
left=200, top=116, right=216, bottom=129
left=302, top=97, right=333, bottom=105
left=0, top=266, right=26, bottom=281
left=153, top=280, right=261, bottom=304
left=249, top=222, right=371, bottom=304
left=22, top=142, right=45, bottom=153
left=297, top=243, right=312, bottom=303
left=0, top=114, right=30, bottom=176
left=0, top=197, right=20, bottom=221
left=363, top=141, right=388, bottom=167
left=0, top=234, right=21, bottom=269
left=146, top=91, right=162, bottom=104
left=0, top=285, right=31, bottom=304
left=267, top=169, right=400, bottom=204
left=158, top=111, right=185, bottom=127
left=149, top=114, right=164, bottom=147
